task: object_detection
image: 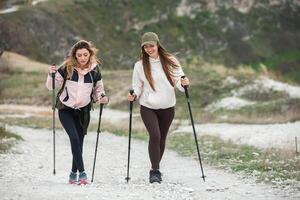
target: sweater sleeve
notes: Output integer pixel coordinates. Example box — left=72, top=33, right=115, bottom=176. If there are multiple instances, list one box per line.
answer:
left=45, top=69, right=64, bottom=91
left=132, top=62, right=144, bottom=98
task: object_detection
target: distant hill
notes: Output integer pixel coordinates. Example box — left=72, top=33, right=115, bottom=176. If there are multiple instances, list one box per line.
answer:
left=1, top=0, right=300, bottom=82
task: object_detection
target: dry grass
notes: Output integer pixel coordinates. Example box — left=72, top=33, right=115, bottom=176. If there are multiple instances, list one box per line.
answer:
left=212, top=110, right=300, bottom=124
left=207, top=63, right=230, bottom=77
left=89, top=114, right=147, bottom=134
left=0, top=126, right=23, bottom=152
left=101, top=70, right=132, bottom=108
left=233, top=65, right=257, bottom=76
left=0, top=51, right=48, bottom=73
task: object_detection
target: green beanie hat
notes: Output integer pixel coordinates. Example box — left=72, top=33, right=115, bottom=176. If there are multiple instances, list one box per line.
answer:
left=141, top=32, right=159, bottom=47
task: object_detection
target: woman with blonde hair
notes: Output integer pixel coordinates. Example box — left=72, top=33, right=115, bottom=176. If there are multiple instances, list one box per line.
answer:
left=46, top=40, right=109, bottom=185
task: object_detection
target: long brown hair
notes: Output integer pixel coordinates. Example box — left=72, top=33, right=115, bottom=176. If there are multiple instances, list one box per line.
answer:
left=141, top=44, right=179, bottom=91
left=63, top=40, right=100, bottom=78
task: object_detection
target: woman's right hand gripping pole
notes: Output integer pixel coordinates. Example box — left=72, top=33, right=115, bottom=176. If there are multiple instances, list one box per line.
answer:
left=127, top=89, right=136, bottom=102
left=49, top=64, right=57, bottom=75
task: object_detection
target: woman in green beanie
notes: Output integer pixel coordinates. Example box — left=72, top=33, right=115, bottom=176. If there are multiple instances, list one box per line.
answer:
left=127, top=32, right=190, bottom=183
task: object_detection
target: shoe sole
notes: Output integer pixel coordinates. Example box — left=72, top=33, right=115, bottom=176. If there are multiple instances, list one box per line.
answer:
left=149, top=178, right=161, bottom=184
left=69, top=180, right=77, bottom=184
left=78, top=180, right=89, bottom=185
left=150, top=181, right=161, bottom=184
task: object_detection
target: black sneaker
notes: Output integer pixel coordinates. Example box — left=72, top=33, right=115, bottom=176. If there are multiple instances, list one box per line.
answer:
left=149, top=170, right=162, bottom=183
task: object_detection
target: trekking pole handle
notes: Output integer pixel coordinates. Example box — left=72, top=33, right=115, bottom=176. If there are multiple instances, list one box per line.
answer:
left=51, top=63, right=56, bottom=76
left=99, top=93, right=106, bottom=108
left=129, top=89, right=136, bottom=101
left=51, top=64, right=56, bottom=93
left=100, top=93, right=106, bottom=100
left=181, top=76, right=189, bottom=98
left=51, top=64, right=56, bottom=81
left=181, top=75, right=188, bottom=88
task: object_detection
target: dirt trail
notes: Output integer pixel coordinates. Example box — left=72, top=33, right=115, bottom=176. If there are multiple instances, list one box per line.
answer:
left=0, top=125, right=297, bottom=200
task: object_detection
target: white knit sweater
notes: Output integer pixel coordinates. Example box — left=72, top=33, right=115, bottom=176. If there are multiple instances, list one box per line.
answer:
left=132, top=57, right=185, bottom=109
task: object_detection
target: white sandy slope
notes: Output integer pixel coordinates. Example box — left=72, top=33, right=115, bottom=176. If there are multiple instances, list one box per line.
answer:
left=0, top=125, right=298, bottom=200
left=0, top=0, right=48, bottom=14
left=206, top=76, right=300, bottom=111
left=174, top=122, right=300, bottom=150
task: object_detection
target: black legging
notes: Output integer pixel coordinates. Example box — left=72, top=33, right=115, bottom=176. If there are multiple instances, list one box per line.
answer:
left=140, top=105, right=175, bottom=170
left=59, top=108, right=88, bottom=173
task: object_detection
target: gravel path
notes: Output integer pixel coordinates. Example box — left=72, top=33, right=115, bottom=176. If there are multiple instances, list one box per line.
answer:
left=0, top=125, right=297, bottom=200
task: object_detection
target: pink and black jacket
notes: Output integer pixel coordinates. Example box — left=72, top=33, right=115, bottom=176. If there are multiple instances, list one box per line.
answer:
left=46, top=63, right=105, bottom=109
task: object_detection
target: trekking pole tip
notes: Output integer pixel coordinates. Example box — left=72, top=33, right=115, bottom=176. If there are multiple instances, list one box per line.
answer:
left=125, top=177, right=130, bottom=183
left=202, top=175, right=206, bottom=182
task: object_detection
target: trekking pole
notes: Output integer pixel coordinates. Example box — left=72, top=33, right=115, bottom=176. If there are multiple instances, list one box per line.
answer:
left=181, top=76, right=205, bottom=181
left=51, top=64, right=56, bottom=175
left=91, top=94, right=105, bottom=183
left=296, top=136, right=299, bottom=155
left=125, top=89, right=134, bottom=183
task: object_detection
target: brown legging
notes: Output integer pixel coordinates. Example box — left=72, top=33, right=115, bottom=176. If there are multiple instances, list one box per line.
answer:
left=140, top=105, right=175, bottom=170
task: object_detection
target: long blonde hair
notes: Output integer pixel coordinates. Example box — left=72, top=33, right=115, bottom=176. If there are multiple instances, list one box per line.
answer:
left=141, top=44, right=179, bottom=91
left=63, top=40, right=100, bottom=78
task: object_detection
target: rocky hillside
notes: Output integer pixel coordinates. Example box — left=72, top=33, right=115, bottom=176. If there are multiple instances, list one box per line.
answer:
left=0, top=0, right=300, bottom=82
